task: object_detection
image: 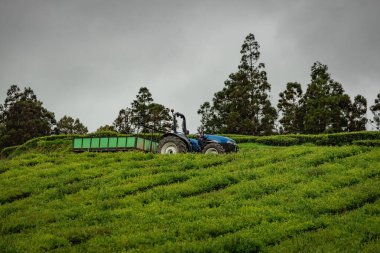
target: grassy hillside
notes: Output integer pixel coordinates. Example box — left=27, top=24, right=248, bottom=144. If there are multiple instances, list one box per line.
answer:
left=0, top=138, right=379, bottom=252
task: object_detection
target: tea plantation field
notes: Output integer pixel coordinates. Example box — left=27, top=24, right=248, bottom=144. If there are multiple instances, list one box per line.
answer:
left=0, top=139, right=379, bottom=252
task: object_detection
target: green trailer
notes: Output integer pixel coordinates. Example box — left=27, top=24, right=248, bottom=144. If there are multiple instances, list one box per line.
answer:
left=72, top=136, right=158, bottom=153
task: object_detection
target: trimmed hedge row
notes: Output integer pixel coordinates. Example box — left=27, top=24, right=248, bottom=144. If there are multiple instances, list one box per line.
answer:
left=223, top=134, right=259, bottom=143
left=353, top=140, right=380, bottom=147
left=229, top=131, right=380, bottom=146
left=288, top=131, right=380, bottom=146
left=255, top=136, right=299, bottom=146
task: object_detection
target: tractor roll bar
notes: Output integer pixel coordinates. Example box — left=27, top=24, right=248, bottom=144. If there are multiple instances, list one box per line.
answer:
left=172, top=112, right=188, bottom=135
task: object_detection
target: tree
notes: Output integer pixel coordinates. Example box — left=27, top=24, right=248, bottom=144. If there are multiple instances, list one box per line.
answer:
left=0, top=85, right=56, bottom=149
left=113, top=87, right=172, bottom=134
left=302, top=62, right=331, bottom=133
left=302, top=62, right=353, bottom=134
left=73, top=119, right=88, bottom=134
left=277, top=82, right=304, bottom=133
left=96, top=125, right=115, bottom=132
left=147, top=103, right=171, bottom=132
left=57, top=115, right=88, bottom=134
left=348, top=95, right=367, bottom=131
left=370, top=93, right=380, bottom=130
left=113, top=107, right=134, bottom=134
left=197, top=102, right=219, bottom=133
left=326, top=81, right=352, bottom=132
left=0, top=122, right=5, bottom=140
left=0, top=105, right=5, bottom=137
left=260, top=100, right=278, bottom=135
left=131, top=87, right=153, bottom=132
left=198, top=33, right=277, bottom=135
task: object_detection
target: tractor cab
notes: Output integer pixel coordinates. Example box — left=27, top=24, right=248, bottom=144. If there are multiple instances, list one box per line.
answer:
left=157, top=111, right=238, bottom=154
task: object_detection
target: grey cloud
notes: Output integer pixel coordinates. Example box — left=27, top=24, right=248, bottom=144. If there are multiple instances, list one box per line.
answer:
left=0, top=0, right=379, bottom=132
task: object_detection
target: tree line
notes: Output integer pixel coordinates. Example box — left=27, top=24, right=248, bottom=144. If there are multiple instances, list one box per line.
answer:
left=0, top=85, right=88, bottom=149
left=0, top=85, right=172, bottom=150
left=198, top=33, right=380, bottom=135
left=0, top=33, right=379, bottom=150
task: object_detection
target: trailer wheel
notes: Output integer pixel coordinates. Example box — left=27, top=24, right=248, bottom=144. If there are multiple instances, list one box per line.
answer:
left=158, top=136, right=188, bottom=154
left=202, top=143, right=225, bottom=154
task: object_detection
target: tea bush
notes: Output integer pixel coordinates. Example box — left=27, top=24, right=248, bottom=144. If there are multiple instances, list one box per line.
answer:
left=353, top=139, right=380, bottom=147
left=231, top=131, right=380, bottom=146
left=255, top=136, right=299, bottom=146
left=0, top=138, right=379, bottom=252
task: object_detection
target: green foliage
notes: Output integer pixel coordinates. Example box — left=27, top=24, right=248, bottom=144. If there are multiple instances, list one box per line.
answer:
left=353, top=140, right=380, bottom=147
left=0, top=145, right=20, bottom=159
left=316, top=131, right=378, bottom=145
left=0, top=141, right=379, bottom=252
left=95, top=125, right=116, bottom=132
left=277, top=63, right=368, bottom=134
left=349, top=95, right=368, bottom=131
left=198, top=33, right=277, bottom=135
left=256, top=136, right=299, bottom=146
left=88, top=130, right=120, bottom=137
left=1, top=135, right=73, bottom=158
left=262, top=131, right=380, bottom=146
left=370, top=93, right=380, bottom=130
left=131, top=87, right=154, bottom=131
left=227, top=131, right=380, bottom=146
left=0, top=85, right=56, bottom=150
left=223, top=134, right=259, bottom=143
left=303, top=62, right=353, bottom=133
left=114, top=87, right=172, bottom=134
left=2, top=132, right=379, bottom=160
left=57, top=115, right=88, bottom=134
left=277, top=82, right=304, bottom=134
left=197, top=102, right=217, bottom=133
left=113, top=107, right=134, bottom=133
left=1, top=133, right=165, bottom=158
left=147, top=103, right=172, bottom=133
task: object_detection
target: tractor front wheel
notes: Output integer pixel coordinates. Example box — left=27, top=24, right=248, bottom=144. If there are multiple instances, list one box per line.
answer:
left=158, top=136, right=188, bottom=154
left=202, top=143, right=225, bottom=154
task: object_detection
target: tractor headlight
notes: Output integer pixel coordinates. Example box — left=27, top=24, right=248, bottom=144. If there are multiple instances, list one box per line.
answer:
left=227, top=140, right=236, bottom=145
left=226, top=140, right=238, bottom=152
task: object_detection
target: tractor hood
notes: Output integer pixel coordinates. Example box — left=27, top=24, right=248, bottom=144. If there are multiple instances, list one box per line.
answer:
left=203, top=134, right=236, bottom=144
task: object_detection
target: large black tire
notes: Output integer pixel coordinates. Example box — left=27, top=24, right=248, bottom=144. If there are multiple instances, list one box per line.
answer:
left=202, top=143, right=225, bottom=154
left=157, top=136, right=188, bottom=154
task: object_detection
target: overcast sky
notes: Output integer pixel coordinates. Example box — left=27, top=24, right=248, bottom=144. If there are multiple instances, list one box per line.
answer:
left=0, top=0, right=379, bottom=132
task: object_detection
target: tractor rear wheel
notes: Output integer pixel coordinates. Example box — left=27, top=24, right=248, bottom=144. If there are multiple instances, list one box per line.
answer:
left=202, top=143, right=225, bottom=154
left=158, top=136, right=188, bottom=154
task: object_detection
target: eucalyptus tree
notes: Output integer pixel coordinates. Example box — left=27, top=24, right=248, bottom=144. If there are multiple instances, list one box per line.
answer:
left=277, top=82, right=304, bottom=133
left=370, top=93, right=380, bottom=130
left=348, top=95, right=367, bottom=131
left=198, top=33, right=277, bottom=135
left=302, top=62, right=353, bottom=133
left=114, top=87, right=172, bottom=134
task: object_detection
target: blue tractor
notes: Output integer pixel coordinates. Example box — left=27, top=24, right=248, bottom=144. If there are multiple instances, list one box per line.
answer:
left=157, top=111, right=238, bottom=154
